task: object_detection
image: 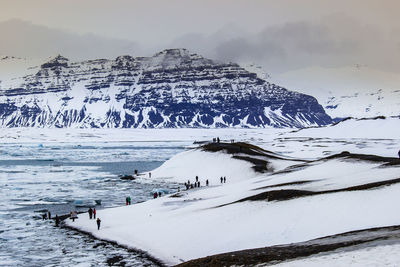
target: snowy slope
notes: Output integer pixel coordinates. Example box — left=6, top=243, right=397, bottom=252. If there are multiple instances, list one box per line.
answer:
left=288, top=116, right=400, bottom=139
left=273, top=65, right=400, bottom=118
left=66, top=140, right=400, bottom=265
left=269, top=243, right=400, bottom=267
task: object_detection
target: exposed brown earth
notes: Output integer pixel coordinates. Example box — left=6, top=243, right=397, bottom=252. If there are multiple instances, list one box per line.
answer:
left=176, top=225, right=400, bottom=267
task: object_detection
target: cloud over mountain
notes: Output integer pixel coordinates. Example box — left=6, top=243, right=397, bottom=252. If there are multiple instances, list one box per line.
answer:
left=0, top=19, right=141, bottom=60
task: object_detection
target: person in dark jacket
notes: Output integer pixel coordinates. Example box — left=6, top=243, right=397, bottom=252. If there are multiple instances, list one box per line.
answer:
left=154, top=192, right=158, bottom=198
left=206, top=179, right=209, bottom=186
left=96, top=218, right=101, bottom=230
left=88, top=207, right=93, bottom=219
left=223, top=176, right=226, bottom=183
left=48, top=211, right=51, bottom=220
left=55, top=215, right=60, bottom=227
left=398, top=150, right=400, bottom=159
left=220, top=177, right=223, bottom=183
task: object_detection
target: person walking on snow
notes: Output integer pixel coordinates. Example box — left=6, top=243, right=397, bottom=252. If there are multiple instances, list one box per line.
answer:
left=206, top=179, right=209, bottom=186
left=220, top=177, right=223, bottom=183
left=224, top=176, right=226, bottom=183
left=96, top=218, right=101, bottom=230
left=93, top=208, right=96, bottom=219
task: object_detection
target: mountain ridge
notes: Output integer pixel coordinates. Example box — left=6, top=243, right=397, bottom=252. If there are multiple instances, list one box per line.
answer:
left=0, top=48, right=333, bottom=128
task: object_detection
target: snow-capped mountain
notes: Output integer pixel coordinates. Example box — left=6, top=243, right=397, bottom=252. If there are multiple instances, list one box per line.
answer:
left=0, top=49, right=332, bottom=128
left=273, top=65, right=400, bottom=119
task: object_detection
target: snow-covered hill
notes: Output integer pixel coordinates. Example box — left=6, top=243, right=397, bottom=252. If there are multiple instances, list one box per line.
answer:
left=273, top=65, right=400, bottom=119
left=66, top=141, right=400, bottom=266
left=0, top=49, right=332, bottom=128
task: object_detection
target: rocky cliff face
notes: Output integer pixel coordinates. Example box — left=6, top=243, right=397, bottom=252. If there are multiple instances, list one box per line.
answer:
left=0, top=49, right=332, bottom=128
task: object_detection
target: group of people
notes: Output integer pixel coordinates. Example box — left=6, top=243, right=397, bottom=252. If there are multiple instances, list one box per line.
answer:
left=184, top=176, right=206, bottom=190
left=184, top=175, right=228, bottom=190
left=88, top=207, right=96, bottom=219
left=212, top=137, right=221, bottom=143
left=42, top=211, right=61, bottom=226
left=88, top=207, right=101, bottom=230
left=42, top=211, right=51, bottom=220
left=153, top=191, right=162, bottom=198
left=68, top=208, right=101, bottom=229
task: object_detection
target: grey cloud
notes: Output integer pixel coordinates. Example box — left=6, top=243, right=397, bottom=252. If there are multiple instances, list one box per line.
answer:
left=0, top=19, right=142, bottom=60
left=170, top=14, right=400, bottom=74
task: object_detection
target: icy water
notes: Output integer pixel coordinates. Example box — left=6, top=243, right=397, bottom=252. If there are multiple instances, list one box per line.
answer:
left=0, top=141, right=187, bottom=266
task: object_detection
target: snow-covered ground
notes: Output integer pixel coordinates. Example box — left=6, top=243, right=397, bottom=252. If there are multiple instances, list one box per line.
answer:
left=62, top=117, right=400, bottom=266
left=268, top=243, right=400, bottom=267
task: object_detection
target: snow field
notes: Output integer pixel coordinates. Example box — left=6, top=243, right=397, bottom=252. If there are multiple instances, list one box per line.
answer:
left=268, top=243, right=400, bottom=267
left=67, top=146, right=400, bottom=265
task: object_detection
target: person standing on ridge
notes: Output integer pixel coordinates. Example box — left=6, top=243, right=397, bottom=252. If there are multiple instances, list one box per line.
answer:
left=224, top=176, right=226, bottom=183
left=220, top=177, right=223, bottom=183
left=206, top=179, right=209, bottom=186
left=398, top=149, right=400, bottom=159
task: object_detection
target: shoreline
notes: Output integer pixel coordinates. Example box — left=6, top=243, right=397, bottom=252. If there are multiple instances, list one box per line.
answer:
left=63, top=213, right=400, bottom=267
left=60, top=216, right=167, bottom=267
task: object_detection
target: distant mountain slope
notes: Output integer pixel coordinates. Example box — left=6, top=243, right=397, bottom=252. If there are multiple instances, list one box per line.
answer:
left=0, top=49, right=332, bottom=128
left=273, top=65, right=400, bottom=119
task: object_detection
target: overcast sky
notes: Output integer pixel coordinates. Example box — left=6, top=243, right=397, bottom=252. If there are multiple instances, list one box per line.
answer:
left=0, top=0, right=399, bottom=75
